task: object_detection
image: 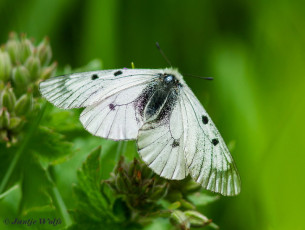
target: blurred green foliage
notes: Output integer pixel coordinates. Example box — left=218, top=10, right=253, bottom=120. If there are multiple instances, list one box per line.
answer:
left=0, top=0, right=304, bottom=229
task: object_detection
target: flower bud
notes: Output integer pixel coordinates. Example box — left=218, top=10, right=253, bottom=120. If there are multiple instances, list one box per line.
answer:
left=150, top=184, right=168, bottom=200
left=0, top=87, right=16, bottom=112
left=37, top=37, right=52, bottom=66
left=0, top=108, right=10, bottom=128
left=14, top=93, right=33, bottom=116
left=9, top=116, right=24, bottom=130
left=19, top=37, right=34, bottom=63
left=141, top=179, right=154, bottom=194
left=127, top=158, right=137, bottom=177
left=184, top=210, right=212, bottom=227
left=25, top=56, right=41, bottom=81
left=0, top=129, right=9, bottom=142
left=0, top=108, right=3, bottom=128
left=0, top=50, right=12, bottom=82
left=170, top=210, right=190, bottom=230
left=168, top=201, right=181, bottom=210
left=40, top=62, right=57, bottom=80
left=115, top=168, right=127, bottom=192
left=12, top=66, right=30, bottom=90
left=5, top=34, right=21, bottom=64
left=180, top=199, right=195, bottom=210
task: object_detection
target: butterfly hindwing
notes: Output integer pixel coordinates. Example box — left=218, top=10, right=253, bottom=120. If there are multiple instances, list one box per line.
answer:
left=181, top=87, right=241, bottom=196
left=137, top=87, right=188, bottom=180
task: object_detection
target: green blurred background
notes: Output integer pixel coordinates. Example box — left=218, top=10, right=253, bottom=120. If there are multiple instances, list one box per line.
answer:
left=1, top=0, right=305, bottom=229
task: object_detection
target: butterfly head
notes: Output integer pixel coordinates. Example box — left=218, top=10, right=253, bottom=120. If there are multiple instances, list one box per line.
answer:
left=159, top=68, right=185, bottom=89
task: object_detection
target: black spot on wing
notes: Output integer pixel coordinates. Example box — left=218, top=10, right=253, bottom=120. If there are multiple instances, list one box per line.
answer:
left=212, top=138, right=219, bottom=146
left=202, top=115, right=209, bottom=124
left=109, top=103, right=115, bottom=110
left=172, top=140, right=179, bottom=148
left=114, top=70, right=122, bottom=76
left=91, top=74, right=98, bottom=80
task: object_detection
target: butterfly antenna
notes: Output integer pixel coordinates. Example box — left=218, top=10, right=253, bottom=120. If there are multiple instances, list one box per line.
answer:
left=156, top=42, right=172, bottom=66
left=184, top=73, right=214, bottom=80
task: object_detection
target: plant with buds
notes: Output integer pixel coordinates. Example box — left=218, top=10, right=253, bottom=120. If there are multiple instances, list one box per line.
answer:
left=0, top=33, right=57, bottom=146
left=70, top=148, right=219, bottom=230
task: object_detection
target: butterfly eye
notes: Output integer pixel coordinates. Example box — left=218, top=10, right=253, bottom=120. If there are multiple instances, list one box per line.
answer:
left=164, top=75, right=174, bottom=83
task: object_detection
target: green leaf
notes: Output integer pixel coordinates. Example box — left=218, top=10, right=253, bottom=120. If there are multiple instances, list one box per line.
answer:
left=30, top=126, right=73, bottom=164
left=112, top=197, right=130, bottom=221
left=72, top=147, right=114, bottom=221
left=40, top=106, right=83, bottom=138
left=70, top=146, right=145, bottom=229
left=187, top=192, right=219, bottom=206
left=19, top=155, right=54, bottom=215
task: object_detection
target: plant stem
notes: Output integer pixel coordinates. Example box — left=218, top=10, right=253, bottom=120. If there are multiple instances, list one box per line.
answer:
left=115, top=141, right=127, bottom=162
left=0, top=103, right=47, bottom=194
left=45, top=168, right=72, bottom=227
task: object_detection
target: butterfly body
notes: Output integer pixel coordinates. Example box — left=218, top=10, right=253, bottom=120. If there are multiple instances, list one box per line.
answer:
left=39, top=67, right=241, bottom=196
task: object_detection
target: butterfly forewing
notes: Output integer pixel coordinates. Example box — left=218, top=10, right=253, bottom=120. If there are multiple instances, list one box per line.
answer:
left=39, top=69, right=160, bottom=140
left=80, top=83, right=148, bottom=140
left=39, top=69, right=159, bottom=109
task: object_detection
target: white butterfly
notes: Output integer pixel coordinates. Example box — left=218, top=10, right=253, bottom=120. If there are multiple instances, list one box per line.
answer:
left=39, top=68, right=241, bottom=196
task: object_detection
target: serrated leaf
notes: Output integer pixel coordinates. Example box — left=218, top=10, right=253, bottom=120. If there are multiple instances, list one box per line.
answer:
left=73, top=146, right=115, bottom=221
left=112, top=197, right=130, bottom=221
left=30, top=126, right=73, bottom=164
left=19, top=155, right=55, bottom=215
left=41, top=107, right=83, bottom=138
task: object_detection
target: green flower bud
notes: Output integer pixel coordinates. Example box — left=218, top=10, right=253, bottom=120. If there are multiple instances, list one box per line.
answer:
left=0, top=108, right=10, bottom=128
left=9, top=116, right=24, bottom=130
left=0, top=50, right=12, bottom=82
left=150, top=184, right=168, bottom=200
left=127, top=158, right=137, bottom=177
left=0, top=87, right=16, bottom=112
left=168, top=201, right=181, bottom=210
left=0, top=108, right=3, bottom=128
left=20, top=37, right=34, bottom=63
left=8, top=135, right=18, bottom=146
left=184, top=210, right=211, bottom=227
left=37, top=37, right=52, bottom=66
left=14, top=93, right=33, bottom=116
left=0, top=129, right=9, bottom=142
left=170, top=210, right=190, bottom=230
left=12, top=66, right=30, bottom=90
left=40, top=62, right=57, bottom=80
left=141, top=179, right=154, bottom=194
left=5, top=34, right=21, bottom=64
left=179, top=199, right=195, bottom=210
left=25, top=56, right=41, bottom=81
left=115, top=169, right=127, bottom=192
left=120, top=170, right=132, bottom=190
